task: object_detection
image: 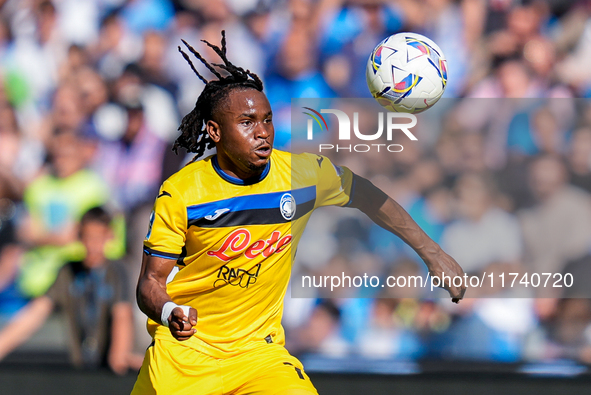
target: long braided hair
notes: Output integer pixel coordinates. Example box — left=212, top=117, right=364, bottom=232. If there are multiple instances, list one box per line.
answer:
left=173, top=31, right=264, bottom=159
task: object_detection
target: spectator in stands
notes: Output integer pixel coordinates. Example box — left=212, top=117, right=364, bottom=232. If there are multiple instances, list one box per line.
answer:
left=520, top=155, right=591, bottom=276
left=356, top=297, right=424, bottom=360
left=50, top=83, right=85, bottom=136
left=18, top=129, right=111, bottom=297
left=92, top=94, right=164, bottom=213
left=469, top=58, right=538, bottom=98
left=91, top=11, right=143, bottom=81
left=286, top=299, right=349, bottom=358
left=506, top=106, right=568, bottom=158
left=0, top=102, right=43, bottom=320
left=0, top=207, right=141, bottom=374
left=316, top=0, right=404, bottom=97
left=528, top=297, right=591, bottom=363
left=119, top=0, right=175, bottom=35
left=0, top=176, right=26, bottom=320
left=442, top=172, right=522, bottom=275
left=20, top=130, right=108, bottom=247
left=92, top=86, right=166, bottom=355
left=3, top=0, right=591, bottom=369
left=265, top=22, right=335, bottom=148
left=566, top=127, right=591, bottom=194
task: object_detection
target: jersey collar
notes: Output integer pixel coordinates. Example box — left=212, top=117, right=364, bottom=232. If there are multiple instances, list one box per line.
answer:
left=212, top=155, right=271, bottom=186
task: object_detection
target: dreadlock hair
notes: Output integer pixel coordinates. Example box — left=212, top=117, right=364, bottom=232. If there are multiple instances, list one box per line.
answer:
left=173, top=31, right=264, bottom=159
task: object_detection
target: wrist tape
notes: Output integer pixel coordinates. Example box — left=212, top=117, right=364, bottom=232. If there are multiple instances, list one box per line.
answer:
left=161, top=302, right=191, bottom=327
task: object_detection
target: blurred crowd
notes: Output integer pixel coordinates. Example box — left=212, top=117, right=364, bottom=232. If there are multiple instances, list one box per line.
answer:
left=0, top=0, right=591, bottom=374
left=288, top=97, right=591, bottom=366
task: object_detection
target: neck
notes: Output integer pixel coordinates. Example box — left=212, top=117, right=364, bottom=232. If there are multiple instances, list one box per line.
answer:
left=212, top=155, right=270, bottom=186
left=83, top=258, right=106, bottom=270
left=54, top=166, right=81, bottom=179
left=216, top=151, right=268, bottom=179
left=218, top=156, right=261, bottom=179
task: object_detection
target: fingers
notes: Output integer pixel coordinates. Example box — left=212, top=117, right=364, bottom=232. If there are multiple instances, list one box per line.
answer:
left=188, top=307, right=197, bottom=326
left=170, top=307, right=187, bottom=322
left=170, top=307, right=192, bottom=329
left=172, top=329, right=195, bottom=341
left=169, top=319, right=194, bottom=332
left=446, top=276, right=466, bottom=301
left=428, top=252, right=467, bottom=303
left=449, top=284, right=466, bottom=303
left=446, top=277, right=466, bottom=301
left=429, top=270, right=467, bottom=303
left=170, top=322, right=195, bottom=339
left=168, top=307, right=197, bottom=341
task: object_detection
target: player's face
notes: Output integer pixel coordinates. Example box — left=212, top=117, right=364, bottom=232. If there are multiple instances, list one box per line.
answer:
left=208, top=88, right=274, bottom=180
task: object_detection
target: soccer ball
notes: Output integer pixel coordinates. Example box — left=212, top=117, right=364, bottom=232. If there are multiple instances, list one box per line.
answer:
left=366, top=32, right=448, bottom=113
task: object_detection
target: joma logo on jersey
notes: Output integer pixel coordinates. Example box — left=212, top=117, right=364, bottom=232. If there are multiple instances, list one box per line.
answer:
left=214, top=263, right=261, bottom=288
left=207, top=228, right=292, bottom=262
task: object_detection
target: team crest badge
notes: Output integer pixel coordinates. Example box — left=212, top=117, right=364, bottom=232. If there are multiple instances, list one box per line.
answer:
left=280, top=193, right=296, bottom=220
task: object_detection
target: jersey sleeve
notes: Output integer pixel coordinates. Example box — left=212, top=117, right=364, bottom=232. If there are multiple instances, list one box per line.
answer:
left=143, top=180, right=187, bottom=260
left=314, top=154, right=355, bottom=208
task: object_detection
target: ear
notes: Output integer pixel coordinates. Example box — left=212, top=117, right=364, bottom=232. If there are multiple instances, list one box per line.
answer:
left=206, top=120, right=221, bottom=143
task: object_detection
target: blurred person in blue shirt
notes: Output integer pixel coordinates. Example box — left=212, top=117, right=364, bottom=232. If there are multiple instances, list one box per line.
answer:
left=119, top=0, right=175, bottom=34
left=265, top=27, right=335, bottom=149
left=317, top=0, right=404, bottom=97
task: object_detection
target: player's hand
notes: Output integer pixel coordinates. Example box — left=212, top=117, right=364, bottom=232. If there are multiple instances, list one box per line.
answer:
left=425, top=249, right=466, bottom=303
left=168, top=307, right=197, bottom=341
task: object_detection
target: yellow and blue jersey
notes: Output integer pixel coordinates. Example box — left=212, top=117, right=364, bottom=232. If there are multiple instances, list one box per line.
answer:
left=143, top=149, right=354, bottom=358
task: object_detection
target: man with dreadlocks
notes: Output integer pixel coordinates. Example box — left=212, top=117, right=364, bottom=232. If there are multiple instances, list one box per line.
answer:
left=132, top=32, right=465, bottom=394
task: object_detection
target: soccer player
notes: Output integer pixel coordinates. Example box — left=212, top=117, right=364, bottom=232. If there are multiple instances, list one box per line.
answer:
left=132, top=32, right=465, bottom=395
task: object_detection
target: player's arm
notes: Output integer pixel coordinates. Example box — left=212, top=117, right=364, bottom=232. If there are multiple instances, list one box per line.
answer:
left=136, top=254, right=197, bottom=341
left=351, top=175, right=466, bottom=302
left=140, top=180, right=196, bottom=340
left=0, top=296, right=54, bottom=360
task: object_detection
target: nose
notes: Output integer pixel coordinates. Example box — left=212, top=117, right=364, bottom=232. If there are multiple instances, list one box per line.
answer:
left=254, top=121, right=271, bottom=140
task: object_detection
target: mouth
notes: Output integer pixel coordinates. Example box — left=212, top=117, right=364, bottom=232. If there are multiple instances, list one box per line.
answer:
left=254, top=144, right=272, bottom=158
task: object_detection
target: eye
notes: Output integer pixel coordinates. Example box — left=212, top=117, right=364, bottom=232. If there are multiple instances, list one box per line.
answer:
left=264, top=117, right=272, bottom=123
left=240, top=120, right=252, bottom=126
